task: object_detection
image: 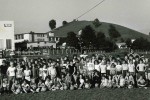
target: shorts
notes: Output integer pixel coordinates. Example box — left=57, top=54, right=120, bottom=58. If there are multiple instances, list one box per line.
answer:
left=129, top=72, right=135, bottom=76
left=137, top=71, right=145, bottom=79
left=106, top=70, right=110, bottom=76
left=117, top=71, right=122, bottom=75
left=8, top=76, right=15, bottom=82
left=123, top=70, right=128, bottom=78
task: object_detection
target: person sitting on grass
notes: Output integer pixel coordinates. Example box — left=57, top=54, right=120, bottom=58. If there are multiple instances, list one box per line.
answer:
left=100, top=76, right=108, bottom=88
left=125, top=73, right=135, bottom=88
left=112, top=75, right=119, bottom=88
left=36, top=79, right=43, bottom=92
left=11, top=79, right=22, bottom=94
left=30, top=79, right=37, bottom=93
left=64, top=73, right=72, bottom=89
left=21, top=80, right=31, bottom=93
left=2, top=78, right=9, bottom=93
left=137, top=75, right=147, bottom=88
left=93, top=71, right=100, bottom=88
left=119, top=75, right=125, bottom=88
left=78, top=74, right=85, bottom=89
left=84, top=77, right=91, bottom=89
left=45, top=78, right=52, bottom=91
left=40, top=81, right=47, bottom=92
left=107, top=75, right=113, bottom=88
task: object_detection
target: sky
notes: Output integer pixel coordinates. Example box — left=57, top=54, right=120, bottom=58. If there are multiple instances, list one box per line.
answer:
left=0, top=0, right=150, bottom=34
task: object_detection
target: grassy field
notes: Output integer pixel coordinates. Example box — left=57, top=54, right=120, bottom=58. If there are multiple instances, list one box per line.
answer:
left=0, top=88, right=150, bottom=100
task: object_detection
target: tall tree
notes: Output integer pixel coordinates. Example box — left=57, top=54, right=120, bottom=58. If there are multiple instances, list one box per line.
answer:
left=80, top=25, right=96, bottom=48
left=57, top=37, right=67, bottom=46
left=109, top=24, right=121, bottom=39
left=66, top=32, right=79, bottom=49
left=96, top=32, right=106, bottom=48
left=49, top=19, right=56, bottom=30
left=125, top=38, right=132, bottom=48
left=132, top=37, right=150, bottom=50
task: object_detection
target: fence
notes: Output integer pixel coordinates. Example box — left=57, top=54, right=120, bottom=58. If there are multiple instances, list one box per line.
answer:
left=2, top=48, right=150, bottom=59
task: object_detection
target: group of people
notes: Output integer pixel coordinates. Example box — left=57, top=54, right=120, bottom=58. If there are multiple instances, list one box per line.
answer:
left=0, top=51, right=150, bottom=95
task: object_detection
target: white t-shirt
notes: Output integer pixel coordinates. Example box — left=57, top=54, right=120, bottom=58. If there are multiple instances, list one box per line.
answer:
left=128, top=64, right=135, bottom=72
left=100, top=65, right=107, bottom=73
left=137, top=64, right=145, bottom=72
left=24, top=70, right=31, bottom=81
left=7, top=67, right=16, bottom=76
left=116, top=65, right=123, bottom=72
left=94, top=65, right=100, bottom=72
left=122, top=64, right=128, bottom=70
left=48, top=67, right=57, bottom=76
left=120, top=78, right=125, bottom=86
left=16, top=68, right=23, bottom=78
left=106, top=65, right=111, bottom=70
left=87, top=62, right=95, bottom=71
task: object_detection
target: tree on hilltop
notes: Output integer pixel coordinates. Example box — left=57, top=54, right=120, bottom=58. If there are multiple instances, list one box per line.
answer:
left=49, top=19, right=56, bottom=30
left=93, top=18, right=101, bottom=28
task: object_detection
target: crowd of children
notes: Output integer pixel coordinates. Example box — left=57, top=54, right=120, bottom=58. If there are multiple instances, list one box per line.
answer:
left=0, top=51, right=150, bottom=95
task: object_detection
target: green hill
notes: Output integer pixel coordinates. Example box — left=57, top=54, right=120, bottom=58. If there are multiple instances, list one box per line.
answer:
left=52, top=20, right=150, bottom=41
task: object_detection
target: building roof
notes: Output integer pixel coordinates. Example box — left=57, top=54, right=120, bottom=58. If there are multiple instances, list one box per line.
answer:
left=15, top=32, right=47, bottom=35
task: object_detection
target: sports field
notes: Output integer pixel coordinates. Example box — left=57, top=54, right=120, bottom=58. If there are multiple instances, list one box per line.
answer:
left=1, top=88, right=150, bottom=100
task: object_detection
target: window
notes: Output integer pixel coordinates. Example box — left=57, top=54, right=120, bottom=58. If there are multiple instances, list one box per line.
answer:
left=21, top=35, right=24, bottom=39
left=6, top=39, right=12, bottom=49
left=18, top=35, right=20, bottom=39
left=0, top=39, right=4, bottom=49
left=56, top=37, right=58, bottom=41
left=15, top=35, right=17, bottom=40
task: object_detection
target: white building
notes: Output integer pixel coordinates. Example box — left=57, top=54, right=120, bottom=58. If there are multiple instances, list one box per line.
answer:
left=0, top=21, right=15, bottom=50
left=48, top=31, right=60, bottom=43
left=15, top=32, right=48, bottom=42
left=15, top=32, right=56, bottom=49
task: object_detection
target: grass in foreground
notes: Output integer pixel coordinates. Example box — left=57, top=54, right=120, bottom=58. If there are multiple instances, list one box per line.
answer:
left=0, top=88, right=150, bottom=100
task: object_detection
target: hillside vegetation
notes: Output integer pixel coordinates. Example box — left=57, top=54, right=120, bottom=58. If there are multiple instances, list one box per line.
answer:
left=52, top=20, right=150, bottom=40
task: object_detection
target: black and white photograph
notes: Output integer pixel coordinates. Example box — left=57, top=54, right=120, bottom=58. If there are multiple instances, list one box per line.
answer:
left=0, top=0, right=150, bottom=100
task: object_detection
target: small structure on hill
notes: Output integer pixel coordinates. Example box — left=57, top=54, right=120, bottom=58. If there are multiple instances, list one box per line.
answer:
left=116, top=42, right=127, bottom=49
